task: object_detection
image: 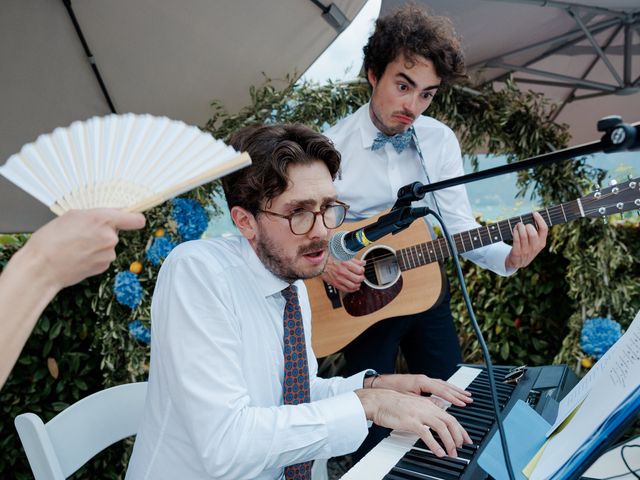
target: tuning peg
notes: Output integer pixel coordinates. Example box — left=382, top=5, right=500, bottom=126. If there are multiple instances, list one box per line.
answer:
left=610, top=179, right=618, bottom=186
left=630, top=181, right=637, bottom=189
left=602, top=216, right=608, bottom=224
left=593, top=184, right=601, bottom=191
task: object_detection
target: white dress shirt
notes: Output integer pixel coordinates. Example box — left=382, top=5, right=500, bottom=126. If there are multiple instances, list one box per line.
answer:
left=126, top=236, right=368, bottom=480
left=325, top=103, right=514, bottom=276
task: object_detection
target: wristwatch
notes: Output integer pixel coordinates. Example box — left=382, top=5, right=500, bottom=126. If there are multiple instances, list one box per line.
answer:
left=363, top=369, right=379, bottom=388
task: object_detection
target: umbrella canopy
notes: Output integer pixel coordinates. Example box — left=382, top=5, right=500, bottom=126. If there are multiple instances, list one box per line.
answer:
left=0, top=0, right=366, bottom=233
left=382, top=0, right=639, bottom=146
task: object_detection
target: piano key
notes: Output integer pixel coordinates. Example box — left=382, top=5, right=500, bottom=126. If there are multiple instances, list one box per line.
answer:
left=342, top=367, right=482, bottom=480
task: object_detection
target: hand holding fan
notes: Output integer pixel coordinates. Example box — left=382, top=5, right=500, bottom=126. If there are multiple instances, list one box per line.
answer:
left=0, top=113, right=251, bottom=214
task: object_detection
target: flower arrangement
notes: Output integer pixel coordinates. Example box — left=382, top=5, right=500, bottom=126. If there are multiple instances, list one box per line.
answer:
left=171, top=198, right=209, bottom=241
left=580, top=317, right=622, bottom=361
left=107, top=195, right=213, bottom=351
left=113, top=271, right=143, bottom=309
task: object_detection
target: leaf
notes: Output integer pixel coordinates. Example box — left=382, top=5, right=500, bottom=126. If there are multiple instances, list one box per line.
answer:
left=47, top=357, right=59, bottom=379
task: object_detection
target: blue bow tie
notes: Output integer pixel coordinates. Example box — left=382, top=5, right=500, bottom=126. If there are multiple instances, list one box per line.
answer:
left=371, top=127, right=414, bottom=153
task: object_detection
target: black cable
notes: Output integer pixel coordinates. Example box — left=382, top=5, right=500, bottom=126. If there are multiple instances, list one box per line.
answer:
left=61, top=0, right=117, bottom=113
left=426, top=208, right=517, bottom=480
left=584, top=444, right=640, bottom=479
left=621, top=445, right=640, bottom=479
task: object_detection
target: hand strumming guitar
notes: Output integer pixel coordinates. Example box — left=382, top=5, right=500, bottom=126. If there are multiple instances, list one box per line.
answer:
left=321, top=255, right=366, bottom=293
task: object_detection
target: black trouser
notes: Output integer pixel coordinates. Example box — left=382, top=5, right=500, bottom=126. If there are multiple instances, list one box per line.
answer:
left=341, top=283, right=462, bottom=462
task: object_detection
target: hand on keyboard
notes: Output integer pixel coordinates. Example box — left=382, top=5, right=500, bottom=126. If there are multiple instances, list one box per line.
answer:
left=355, top=388, right=473, bottom=458
left=370, top=374, right=473, bottom=407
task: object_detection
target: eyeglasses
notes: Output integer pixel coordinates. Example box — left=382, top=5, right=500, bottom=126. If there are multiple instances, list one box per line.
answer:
left=503, top=365, right=527, bottom=384
left=258, top=202, right=349, bottom=235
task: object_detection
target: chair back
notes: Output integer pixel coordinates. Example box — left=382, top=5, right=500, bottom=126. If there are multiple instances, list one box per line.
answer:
left=15, top=381, right=147, bottom=479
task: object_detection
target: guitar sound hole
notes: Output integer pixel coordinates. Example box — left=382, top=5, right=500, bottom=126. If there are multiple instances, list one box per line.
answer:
left=362, top=246, right=400, bottom=289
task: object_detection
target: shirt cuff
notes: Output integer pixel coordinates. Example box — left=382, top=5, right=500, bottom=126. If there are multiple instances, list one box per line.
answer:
left=314, top=392, right=369, bottom=456
left=341, top=370, right=373, bottom=392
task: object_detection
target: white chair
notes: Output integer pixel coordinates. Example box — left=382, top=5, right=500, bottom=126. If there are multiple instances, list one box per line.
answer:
left=14, top=381, right=147, bottom=480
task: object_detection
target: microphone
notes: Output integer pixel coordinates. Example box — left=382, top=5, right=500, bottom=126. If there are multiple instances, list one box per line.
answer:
left=329, top=207, right=429, bottom=261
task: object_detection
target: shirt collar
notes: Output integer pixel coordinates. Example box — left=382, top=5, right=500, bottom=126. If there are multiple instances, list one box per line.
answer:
left=239, top=236, right=304, bottom=299
left=357, top=102, right=383, bottom=150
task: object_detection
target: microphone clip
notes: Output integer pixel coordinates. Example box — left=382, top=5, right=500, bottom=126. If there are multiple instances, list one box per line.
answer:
left=378, top=205, right=431, bottom=237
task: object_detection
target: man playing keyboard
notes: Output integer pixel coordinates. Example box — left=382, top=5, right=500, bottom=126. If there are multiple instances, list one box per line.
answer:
left=125, top=124, right=472, bottom=480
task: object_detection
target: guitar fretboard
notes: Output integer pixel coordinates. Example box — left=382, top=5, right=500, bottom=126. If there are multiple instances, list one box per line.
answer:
left=395, top=200, right=583, bottom=271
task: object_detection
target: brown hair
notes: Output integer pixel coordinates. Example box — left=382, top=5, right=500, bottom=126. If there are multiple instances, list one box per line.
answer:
left=222, top=124, right=341, bottom=214
left=363, top=3, right=467, bottom=85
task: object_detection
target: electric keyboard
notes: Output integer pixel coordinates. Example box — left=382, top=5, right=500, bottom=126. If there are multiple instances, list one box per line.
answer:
left=342, top=364, right=578, bottom=480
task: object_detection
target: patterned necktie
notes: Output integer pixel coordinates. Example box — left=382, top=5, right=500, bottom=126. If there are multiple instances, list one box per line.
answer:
left=282, top=284, right=312, bottom=480
left=371, top=126, right=414, bottom=153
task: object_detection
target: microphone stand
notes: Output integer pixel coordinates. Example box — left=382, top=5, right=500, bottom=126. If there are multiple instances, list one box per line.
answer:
left=389, top=116, right=638, bottom=480
left=413, top=117, right=639, bottom=200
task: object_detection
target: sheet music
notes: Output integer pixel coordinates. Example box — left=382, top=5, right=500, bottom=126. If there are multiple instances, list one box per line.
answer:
left=530, top=311, right=640, bottom=480
left=547, top=332, right=622, bottom=434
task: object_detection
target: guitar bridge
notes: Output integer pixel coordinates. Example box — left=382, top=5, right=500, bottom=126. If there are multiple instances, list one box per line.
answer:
left=323, top=281, right=342, bottom=309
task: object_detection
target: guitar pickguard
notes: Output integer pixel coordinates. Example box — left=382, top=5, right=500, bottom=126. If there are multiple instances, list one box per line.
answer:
left=342, top=277, right=403, bottom=317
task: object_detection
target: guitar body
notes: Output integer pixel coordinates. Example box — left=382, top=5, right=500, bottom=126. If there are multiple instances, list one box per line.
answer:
left=307, top=210, right=444, bottom=357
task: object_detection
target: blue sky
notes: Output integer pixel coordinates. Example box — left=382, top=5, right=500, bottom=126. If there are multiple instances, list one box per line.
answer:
left=301, top=0, right=381, bottom=84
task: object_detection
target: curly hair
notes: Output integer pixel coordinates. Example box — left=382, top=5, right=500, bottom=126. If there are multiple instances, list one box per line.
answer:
left=222, top=124, right=341, bottom=214
left=363, top=3, right=466, bottom=85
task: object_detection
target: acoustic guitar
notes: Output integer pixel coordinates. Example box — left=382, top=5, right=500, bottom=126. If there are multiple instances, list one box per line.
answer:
left=307, top=177, right=640, bottom=357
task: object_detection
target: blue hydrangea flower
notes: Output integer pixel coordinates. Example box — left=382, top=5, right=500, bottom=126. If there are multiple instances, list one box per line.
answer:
left=171, top=198, right=209, bottom=241
left=580, top=317, right=622, bottom=359
left=113, top=271, right=143, bottom=309
left=128, top=320, right=151, bottom=345
left=145, top=236, right=176, bottom=266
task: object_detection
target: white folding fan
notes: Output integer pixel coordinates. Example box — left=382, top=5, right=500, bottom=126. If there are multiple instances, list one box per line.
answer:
left=0, top=113, right=251, bottom=214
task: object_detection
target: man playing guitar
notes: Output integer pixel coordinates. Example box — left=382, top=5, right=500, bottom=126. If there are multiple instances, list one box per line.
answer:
left=322, top=3, right=548, bottom=462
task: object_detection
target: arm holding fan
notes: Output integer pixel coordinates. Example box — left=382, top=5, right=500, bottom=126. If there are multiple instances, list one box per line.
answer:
left=0, top=209, right=145, bottom=388
left=0, top=113, right=248, bottom=388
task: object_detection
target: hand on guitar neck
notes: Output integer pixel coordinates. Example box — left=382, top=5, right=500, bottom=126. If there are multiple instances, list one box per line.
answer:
left=504, top=211, right=548, bottom=271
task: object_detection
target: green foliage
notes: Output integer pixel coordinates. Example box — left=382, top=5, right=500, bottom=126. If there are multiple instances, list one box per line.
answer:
left=1, top=75, right=638, bottom=479
left=449, top=230, right=572, bottom=366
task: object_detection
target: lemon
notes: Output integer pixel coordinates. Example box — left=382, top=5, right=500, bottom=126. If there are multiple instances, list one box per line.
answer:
left=581, top=357, right=594, bottom=369
left=129, top=261, right=143, bottom=274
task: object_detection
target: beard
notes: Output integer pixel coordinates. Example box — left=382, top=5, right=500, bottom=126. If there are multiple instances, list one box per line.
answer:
left=254, top=226, right=329, bottom=283
left=369, top=101, right=414, bottom=136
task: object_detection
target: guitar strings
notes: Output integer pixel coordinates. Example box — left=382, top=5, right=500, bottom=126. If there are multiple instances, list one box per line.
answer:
left=357, top=188, right=630, bottom=278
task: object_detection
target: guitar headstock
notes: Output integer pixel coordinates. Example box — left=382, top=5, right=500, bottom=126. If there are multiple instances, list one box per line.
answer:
left=581, top=177, right=640, bottom=219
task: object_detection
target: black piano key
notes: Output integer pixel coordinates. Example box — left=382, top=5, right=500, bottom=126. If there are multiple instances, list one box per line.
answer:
left=464, top=396, right=499, bottom=410
left=447, top=405, right=495, bottom=423
left=457, top=422, right=490, bottom=438
left=394, top=458, right=461, bottom=480
left=467, top=381, right=509, bottom=394
left=466, top=388, right=509, bottom=406
left=384, top=468, right=440, bottom=479
left=407, top=449, right=467, bottom=466
left=415, top=438, right=480, bottom=461
left=383, top=470, right=430, bottom=480
left=448, top=409, right=493, bottom=428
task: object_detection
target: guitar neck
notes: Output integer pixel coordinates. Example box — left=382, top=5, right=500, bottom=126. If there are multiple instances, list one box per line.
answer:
left=396, top=199, right=583, bottom=271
